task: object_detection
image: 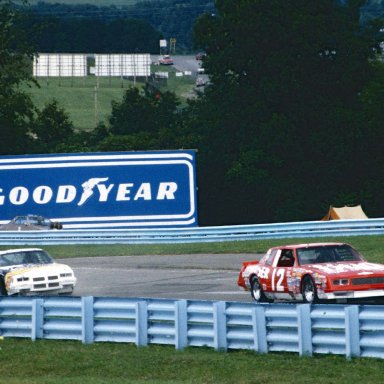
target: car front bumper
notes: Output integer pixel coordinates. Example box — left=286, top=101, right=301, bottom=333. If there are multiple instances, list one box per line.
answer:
left=318, top=289, right=384, bottom=300
left=4, top=264, right=76, bottom=296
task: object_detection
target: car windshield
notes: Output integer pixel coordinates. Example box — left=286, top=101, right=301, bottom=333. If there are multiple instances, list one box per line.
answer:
left=0, top=250, right=54, bottom=267
left=297, top=245, right=363, bottom=265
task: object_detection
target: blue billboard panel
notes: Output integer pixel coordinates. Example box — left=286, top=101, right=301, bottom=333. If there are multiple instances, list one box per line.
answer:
left=0, top=151, right=198, bottom=228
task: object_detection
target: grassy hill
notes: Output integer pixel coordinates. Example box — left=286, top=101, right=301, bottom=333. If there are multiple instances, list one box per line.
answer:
left=26, top=67, right=196, bottom=131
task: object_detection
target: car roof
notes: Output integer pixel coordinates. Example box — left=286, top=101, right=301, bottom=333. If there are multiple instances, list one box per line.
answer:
left=25, top=214, right=44, bottom=217
left=270, top=242, right=347, bottom=251
left=13, top=214, right=44, bottom=218
left=0, top=248, right=43, bottom=256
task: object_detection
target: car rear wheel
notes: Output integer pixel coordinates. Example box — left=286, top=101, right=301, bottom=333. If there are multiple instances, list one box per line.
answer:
left=301, top=275, right=318, bottom=303
left=250, top=276, right=270, bottom=303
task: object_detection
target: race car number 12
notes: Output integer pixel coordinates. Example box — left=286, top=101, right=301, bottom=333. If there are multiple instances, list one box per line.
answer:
left=271, top=269, right=285, bottom=292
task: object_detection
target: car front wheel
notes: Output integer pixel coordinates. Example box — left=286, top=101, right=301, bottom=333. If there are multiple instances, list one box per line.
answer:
left=301, top=275, right=318, bottom=303
left=250, top=276, right=270, bottom=303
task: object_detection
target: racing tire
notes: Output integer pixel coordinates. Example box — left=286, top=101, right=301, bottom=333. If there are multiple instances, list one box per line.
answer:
left=250, top=276, right=271, bottom=303
left=0, top=276, right=7, bottom=296
left=52, top=221, right=63, bottom=230
left=301, top=275, right=319, bottom=304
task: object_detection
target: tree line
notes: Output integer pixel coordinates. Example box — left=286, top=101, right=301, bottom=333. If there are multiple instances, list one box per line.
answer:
left=17, top=0, right=216, bottom=53
left=2, top=0, right=384, bottom=226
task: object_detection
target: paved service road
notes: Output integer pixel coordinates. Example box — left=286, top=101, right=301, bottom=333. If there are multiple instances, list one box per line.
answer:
left=152, top=55, right=203, bottom=76
left=61, top=253, right=261, bottom=302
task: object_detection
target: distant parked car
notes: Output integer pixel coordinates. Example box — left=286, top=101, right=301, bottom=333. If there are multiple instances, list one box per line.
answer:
left=159, top=55, right=174, bottom=65
left=0, top=248, right=76, bottom=296
left=0, top=214, right=63, bottom=231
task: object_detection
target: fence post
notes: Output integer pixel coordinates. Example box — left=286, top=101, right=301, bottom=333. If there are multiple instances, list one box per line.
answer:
left=175, top=299, right=188, bottom=350
left=213, top=301, right=227, bottom=351
left=136, top=301, right=148, bottom=347
left=345, top=305, right=360, bottom=359
left=81, top=296, right=94, bottom=344
left=252, top=305, right=268, bottom=353
left=31, top=298, right=44, bottom=341
left=297, top=304, right=313, bottom=357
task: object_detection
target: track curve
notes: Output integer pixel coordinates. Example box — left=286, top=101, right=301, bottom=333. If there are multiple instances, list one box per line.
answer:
left=60, top=253, right=260, bottom=302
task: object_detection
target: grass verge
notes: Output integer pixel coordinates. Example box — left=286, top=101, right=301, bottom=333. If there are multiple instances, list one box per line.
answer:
left=1, top=234, right=382, bottom=262
left=0, top=338, right=384, bottom=384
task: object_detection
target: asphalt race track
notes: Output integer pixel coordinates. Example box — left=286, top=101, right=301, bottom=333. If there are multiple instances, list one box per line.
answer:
left=61, top=253, right=261, bottom=302
left=60, top=253, right=384, bottom=305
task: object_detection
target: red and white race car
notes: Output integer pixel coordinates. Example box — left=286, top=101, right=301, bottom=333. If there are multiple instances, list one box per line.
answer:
left=158, top=55, right=174, bottom=65
left=238, top=242, right=384, bottom=303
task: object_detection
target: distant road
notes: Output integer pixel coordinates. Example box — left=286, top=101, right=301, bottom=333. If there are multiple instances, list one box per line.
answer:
left=62, top=253, right=260, bottom=302
left=152, top=55, right=202, bottom=75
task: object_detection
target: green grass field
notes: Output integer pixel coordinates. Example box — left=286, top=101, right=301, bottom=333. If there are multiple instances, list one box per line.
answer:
left=28, top=76, right=136, bottom=131
left=27, top=69, right=196, bottom=131
left=1, top=339, right=384, bottom=384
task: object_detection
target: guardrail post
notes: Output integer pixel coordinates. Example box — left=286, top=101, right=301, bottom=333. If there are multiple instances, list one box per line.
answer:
left=175, top=300, right=188, bottom=350
left=252, top=305, right=268, bottom=353
left=213, top=301, right=227, bottom=351
left=81, top=296, right=94, bottom=344
left=345, top=305, right=360, bottom=359
left=297, top=304, right=313, bottom=357
left=136, top=301, right=148, bottom=347
left=31, top=298, right=44, bottom=341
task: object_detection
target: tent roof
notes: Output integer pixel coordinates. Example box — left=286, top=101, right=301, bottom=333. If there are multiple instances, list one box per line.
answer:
left=322, top=205, right=368, bottom=220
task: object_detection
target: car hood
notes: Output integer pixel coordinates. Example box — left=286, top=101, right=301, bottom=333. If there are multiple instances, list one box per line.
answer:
left=0, top=263, right=72, bottom=276
left=301, top=261, right=384, bottom=277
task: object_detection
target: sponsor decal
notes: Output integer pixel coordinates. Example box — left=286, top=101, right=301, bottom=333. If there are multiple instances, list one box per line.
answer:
left=0, top=179, right=179, bottom=206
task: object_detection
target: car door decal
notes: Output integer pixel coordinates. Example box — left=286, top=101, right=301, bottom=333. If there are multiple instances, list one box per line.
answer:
left=271, top=268, right=285, bottom=292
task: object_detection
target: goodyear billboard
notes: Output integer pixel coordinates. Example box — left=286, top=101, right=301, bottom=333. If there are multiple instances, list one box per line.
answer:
left=0, top=151, right=198, bottom=229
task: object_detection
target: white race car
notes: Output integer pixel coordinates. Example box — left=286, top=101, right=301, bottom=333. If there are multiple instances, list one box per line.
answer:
left=0, top=248, right=76, bottom=296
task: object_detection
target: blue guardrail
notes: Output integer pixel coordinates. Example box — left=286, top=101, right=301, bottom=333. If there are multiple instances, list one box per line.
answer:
left=0, top=218, right=384, bottom=245
left=1, top=296, right=383, bottom=360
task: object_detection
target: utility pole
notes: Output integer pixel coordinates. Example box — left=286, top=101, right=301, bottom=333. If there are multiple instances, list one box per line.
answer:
left=170, top=38, right=176, bottom=54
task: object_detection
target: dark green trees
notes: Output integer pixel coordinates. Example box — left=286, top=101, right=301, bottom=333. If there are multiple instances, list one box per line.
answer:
left=191, top=0, right=383, bottom=224
left=93, top=86, right=186, bottom=152
left=32, top=100, right=75, bottom=153
left=0, top=0, right=36, bottom=155
left=0, top=2, right=80, bottom=155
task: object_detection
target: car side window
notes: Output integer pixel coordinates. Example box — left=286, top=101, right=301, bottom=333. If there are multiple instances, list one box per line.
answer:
left=277, top=250, right=295, bottom=267
left=4, top=252, right=25, bottom=265
left=264, top=249, right=277, bottom=266
left=14, top=217, right=24, bottom=225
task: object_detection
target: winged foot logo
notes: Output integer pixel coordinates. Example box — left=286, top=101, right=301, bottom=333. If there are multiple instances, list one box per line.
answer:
left=0, top=178, right=179, bottom=206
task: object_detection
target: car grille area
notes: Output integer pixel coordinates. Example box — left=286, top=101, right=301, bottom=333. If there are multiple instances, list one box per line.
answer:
left=352, top=277, right=384, bottom=285
left=32, top=274, right=62, bottom=290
